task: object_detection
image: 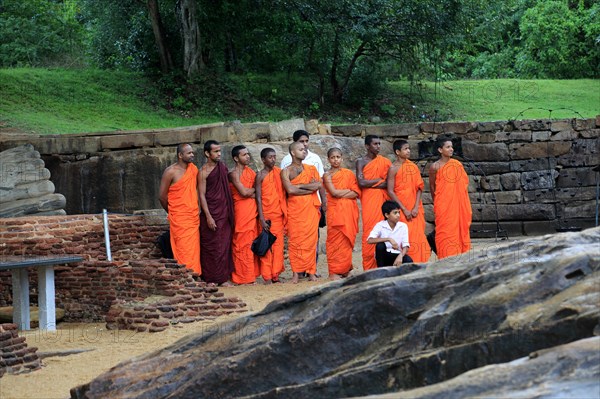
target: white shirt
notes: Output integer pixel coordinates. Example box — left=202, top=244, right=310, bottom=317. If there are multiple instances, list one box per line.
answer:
left=368, top=220, right=410, bottom=254
left=280, top=150, right=324, bottom=177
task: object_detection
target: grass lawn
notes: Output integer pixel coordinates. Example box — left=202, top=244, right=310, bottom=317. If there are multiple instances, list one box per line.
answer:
left=1, top=68, right=598, bottom=134
left=391, top=79, right=600, bottom=122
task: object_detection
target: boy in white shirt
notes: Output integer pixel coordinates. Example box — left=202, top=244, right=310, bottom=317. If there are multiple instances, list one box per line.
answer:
left=367, top=201, right=414, bottom=266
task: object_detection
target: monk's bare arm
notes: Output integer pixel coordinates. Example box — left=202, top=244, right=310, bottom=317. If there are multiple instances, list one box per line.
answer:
left=429, top=162, right=439, bottom=203
left=158, top=167, right=174, bottom=212
left=255, top=170, right=269, bottom=231
left=228, top=170, right=256, bottom=198
left=281, top=168, right=313, bottom=196
left=198, top=167, right=217, bottom=230
left=412, top=189, right=423, bottom=216
left=356, top=158, right=386, bottom=189
left=387, top=166, right=411, bottom=218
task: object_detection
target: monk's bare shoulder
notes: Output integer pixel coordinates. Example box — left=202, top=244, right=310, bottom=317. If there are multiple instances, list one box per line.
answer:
left=257, top=169, right=268, bottom=183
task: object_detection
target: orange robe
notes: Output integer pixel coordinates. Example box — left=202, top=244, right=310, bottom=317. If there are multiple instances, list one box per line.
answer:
left=258, top=167, right=287, bottom=281
left=325, top=168, right=360, bottom=276
left=361, top=155, right=392, bottom=270
left=230, top=166, right=260, bottom=284
left=168, top=163, right=200, bottom=274
left=393, top=160, right=431, bottom=263
left=287, top=164, right=320, bottom=275
left=434, top=158, right=472, bottom=259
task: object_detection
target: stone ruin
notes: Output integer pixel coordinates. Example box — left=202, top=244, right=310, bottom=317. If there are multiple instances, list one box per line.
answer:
left=71, top=227, right=600, bottom=398
left=0, top=144, right=66, bottom=217
left=0, top=214, right=247, bottom=377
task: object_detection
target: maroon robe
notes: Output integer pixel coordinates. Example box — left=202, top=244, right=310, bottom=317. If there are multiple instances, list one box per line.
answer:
left=200, top=161, right=234, bottom=284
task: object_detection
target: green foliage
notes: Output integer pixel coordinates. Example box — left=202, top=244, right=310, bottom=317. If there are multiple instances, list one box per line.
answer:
left=0, top=0, right=86, bottom=67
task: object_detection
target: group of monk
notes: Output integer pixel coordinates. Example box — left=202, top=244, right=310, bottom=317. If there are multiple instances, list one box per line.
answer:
left=159, top=131, right=472, bottom=286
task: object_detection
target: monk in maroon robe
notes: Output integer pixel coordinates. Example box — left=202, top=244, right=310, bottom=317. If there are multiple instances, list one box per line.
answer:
left=199, top=140, right=234, bottom=285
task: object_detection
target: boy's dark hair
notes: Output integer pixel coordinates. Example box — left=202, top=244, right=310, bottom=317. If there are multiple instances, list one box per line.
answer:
left=435, top=135, right=453, bottom=149
left=231, top=145, right=246, bottom=160
left=260, top=147, right=275, bottom=159
left=393, top=140, right=409, bottom=153
left=381, top=200, right=401, bottom=217
left=293, top=130, right=310, bottom=142
left=365, top=134, right=379, bottom=145
left=204, top=140, right=219, bottom=154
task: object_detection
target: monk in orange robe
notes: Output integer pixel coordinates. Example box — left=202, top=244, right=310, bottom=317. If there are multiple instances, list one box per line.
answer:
left=429, top=137, right=472, bottom=259
left=323, top=148, right=360, bottom=279
left=356, top=135, right=391, bottom=270
left=158, top=143, right=201, bottom=274
left=229, top=145, right=260, bottom=285
left=256, top=147, right=287, bottom=284
left=282, top=141, right=321, bottom=284
left=387, top=140, right=431, bottom=263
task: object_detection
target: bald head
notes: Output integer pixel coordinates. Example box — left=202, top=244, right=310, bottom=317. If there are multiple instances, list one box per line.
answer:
left=289, top=141, right=304, bottom=154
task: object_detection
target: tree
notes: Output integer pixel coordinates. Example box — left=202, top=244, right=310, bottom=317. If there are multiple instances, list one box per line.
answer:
left=145, top=0, right=174, bottom=74
left=272, top=0, right=465, bottom=104
left=176, top=0, right=204, bottom=77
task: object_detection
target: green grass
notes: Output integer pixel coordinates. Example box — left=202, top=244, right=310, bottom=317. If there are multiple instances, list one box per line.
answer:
left=389, top=79, right=600, bottom=122
left=0, top=68, right=221, bottom=134
left=0, top=68, right=598, bottom=135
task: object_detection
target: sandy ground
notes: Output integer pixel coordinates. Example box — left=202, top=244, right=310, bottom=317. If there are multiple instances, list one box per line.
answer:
left=1, top=237, right=515, bottom=399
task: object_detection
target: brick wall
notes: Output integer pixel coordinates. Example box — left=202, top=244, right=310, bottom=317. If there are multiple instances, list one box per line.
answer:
left=0, top=323, right=41, bottom=377
left=0, top=215, right=246, bottom=329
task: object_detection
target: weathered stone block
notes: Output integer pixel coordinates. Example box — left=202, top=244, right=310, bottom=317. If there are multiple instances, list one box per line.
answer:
left=470, top=190, right=522, bottom=204
left=556, top=167, right=597, bottom=187
left=232, top=121, right=270, bottom=143
left=523, top=186, right=597, bottom=203
left=100, top=133, right=154, bottom=150
left=305, top=119, right=319, bottom=135
left=196, top=124, right=235, bottom=143
left=562, top=200, right=596, bottom=219
left=512, top=119, right=551, bottom=131
left=509, top=142, right=571, bottom=159
left=469, top=175, right=501, bottom=192
left=521, top=170, right=559, bottom=190
left=30, top=136, right=101, bottom=155
left=532, top=131, right=551, bottom=142
left=469, top=221, right=522, bottom=238
left=574, top=118, right=595, bottom=131
left=471, top=204, right=555, bottom=221
left=522, top=221, right=557, bottom=235
left=580, top=128, right=600, bottom=138
left=550, top=129, right=578, bottom=141
left=558, top=138, right=600, bottom=167
left=420, top=122, right=443, bottom=134
left=154, top=129, right=198, bottom=146
left=477, top=121, right=506, bottom=132
left=495, top=131, right=532, bottom=142
left=367, top=124, right=418, bottom=138
left=317, top=124, right=331, bottom=135
left=550, top=120, right=573, bottom=132
left=462, top=162, right=510, bottom=176
left=500, top=173, right=521, bottom=190
left=268, top=118, right=306, bottom=141
left=442, top=121, right=478, bottom=134
left=510, top=158, right=556, bottom=172
left=331, top=125, right=364, bottom=137
left=478, top=133, right=496, bottom=143
left=462, top=141, right=508, bottom=162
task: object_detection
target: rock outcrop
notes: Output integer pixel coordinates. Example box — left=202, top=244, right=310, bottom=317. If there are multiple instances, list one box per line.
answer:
left=0, top=144, right=66, bottom=217
left=71, top=227, right=600, bottom=398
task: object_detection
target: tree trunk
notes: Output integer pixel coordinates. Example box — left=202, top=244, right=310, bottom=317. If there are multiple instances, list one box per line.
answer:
left=177, top=0, right=204, bottom=77
left=146, top=0, right=173, bottom=74
left=330, top=31, right=342, bottom=103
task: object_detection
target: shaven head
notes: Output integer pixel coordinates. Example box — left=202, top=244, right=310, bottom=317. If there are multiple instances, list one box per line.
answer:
left=289, top=141, right=304, bottom=154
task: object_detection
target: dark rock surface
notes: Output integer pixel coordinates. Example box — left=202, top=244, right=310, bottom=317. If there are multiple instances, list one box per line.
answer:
left=71, top=228, right=600, bottom=399
left=363, top=337, right=600, bottom=399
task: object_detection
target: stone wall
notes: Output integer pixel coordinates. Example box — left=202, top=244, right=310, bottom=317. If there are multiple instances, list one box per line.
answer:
left=0, top=323, right=41, bottom=377
left=0, top=215, right=246, bottom=331
left=0, top=116, right=598, bottom=235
